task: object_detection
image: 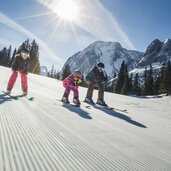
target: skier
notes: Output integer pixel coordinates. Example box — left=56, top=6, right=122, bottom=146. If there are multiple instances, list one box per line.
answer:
left=84, top=62, right=108, bottom=106
left=6, top=47, right=31, bottom=95
left=62, top=70, right=83, bottom=105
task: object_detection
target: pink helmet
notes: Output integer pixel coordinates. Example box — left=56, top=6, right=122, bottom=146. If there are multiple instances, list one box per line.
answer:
left=73, top=70, right=82, bottom=77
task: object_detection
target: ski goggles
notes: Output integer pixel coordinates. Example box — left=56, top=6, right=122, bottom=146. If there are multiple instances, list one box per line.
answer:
left=97, top=66, right=104, bottom=71
left=21, top=52, right=30, bottom=58
left=74, top=76, right=81, bottom=79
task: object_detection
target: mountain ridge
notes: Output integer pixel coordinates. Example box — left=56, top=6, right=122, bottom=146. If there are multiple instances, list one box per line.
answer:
left=61, top=38, right=171, bottom=78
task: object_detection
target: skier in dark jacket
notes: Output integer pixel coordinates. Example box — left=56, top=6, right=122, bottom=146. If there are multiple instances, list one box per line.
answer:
left=6, top=47, right=31, bottom=95
left=84, top=62, right=108, bottom=106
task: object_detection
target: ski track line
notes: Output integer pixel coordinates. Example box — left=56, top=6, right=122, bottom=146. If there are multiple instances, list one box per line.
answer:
left=19, top=97, right=171, bottom=170
left=1, top=95, right=171, bottom=171
left=50, top=103, right=169, bottom=171
left=48, top=99, right=171, bottom=171
left=1, top=102, right=63, bottom=171
left=1, top=105, right=33, bottom=171
left=1, top=104, right=47, bottom=171
left=38, top=97, right=145, bottom=171
left=24, top=102, right=122, bottom=171
left=20, top=100, right=97, bottom=171
left=9, top=104, right=65, bottom=171
left=79, top=102, right=171, bottom=163
left=31, top=99, right=159, bottom=170
left=11, top=97, right=112, bottom=171
left=30, top=97, right=137, bottom=170
left=79, top=103, right=171, bottom=170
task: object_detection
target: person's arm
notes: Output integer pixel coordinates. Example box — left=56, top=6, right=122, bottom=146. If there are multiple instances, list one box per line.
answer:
left=11, top=55, right=19, bottom=72
left=86, top=68, right=96, bottom=81
left=23, top=58, right=31, bottom=74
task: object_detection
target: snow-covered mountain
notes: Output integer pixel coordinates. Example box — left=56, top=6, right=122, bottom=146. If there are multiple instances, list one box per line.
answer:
left=61, top=39, right=171, bottom=79
left=0, top=66, right=171, bottom=171
left=61, top=41, right=143, bottom=77
left=139, top=38, right=171, bottom=67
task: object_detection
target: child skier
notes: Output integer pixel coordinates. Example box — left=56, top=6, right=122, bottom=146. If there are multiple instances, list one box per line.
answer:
left=6, top=47, right=31, bottom=95
left=62, top=70, right=83, bottom=105
left=84, top=62, right=108, bottom=106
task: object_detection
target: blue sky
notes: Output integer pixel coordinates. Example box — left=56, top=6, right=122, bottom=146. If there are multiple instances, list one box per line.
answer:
left=0, top=0, right=171, bottom=70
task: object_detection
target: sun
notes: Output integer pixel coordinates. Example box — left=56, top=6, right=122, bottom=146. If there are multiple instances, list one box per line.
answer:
left=54, top=0, right=79, bottom=21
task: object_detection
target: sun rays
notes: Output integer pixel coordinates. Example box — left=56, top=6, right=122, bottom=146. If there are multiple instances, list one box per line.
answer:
left=53, top=0, right=79, bottom=21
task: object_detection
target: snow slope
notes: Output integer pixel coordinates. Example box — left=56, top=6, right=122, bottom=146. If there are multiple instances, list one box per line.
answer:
left=0, top=66, right=171, bottom=171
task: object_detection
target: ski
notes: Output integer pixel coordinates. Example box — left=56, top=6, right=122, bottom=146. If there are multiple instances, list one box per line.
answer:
left=83, top=101, right=127, bottom=112
left=57, top=99, right=80, bottom=107
left=2, top=91, right=34, bottom=101
left=18, top=94, right=34, bottom=101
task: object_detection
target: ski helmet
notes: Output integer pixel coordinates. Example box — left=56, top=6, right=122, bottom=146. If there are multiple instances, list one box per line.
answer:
left=21, top=47, right=30, bottom=54
left=73, top=70, right=82, bottom=77
left=97, top=62, right=105, bottom=68
left=20, top=47, right=30, bottom=59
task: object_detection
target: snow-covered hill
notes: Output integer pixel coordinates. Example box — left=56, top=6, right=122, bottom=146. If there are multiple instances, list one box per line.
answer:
left=0, top=66, right=171, bottom=171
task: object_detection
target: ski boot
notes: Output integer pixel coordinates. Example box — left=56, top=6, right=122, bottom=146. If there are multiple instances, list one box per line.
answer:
left=73, top=96, right=80, bottom=106
left=61, top=96, right=70, bottom=104
left=96, top=99, right=108, bottom=107
left=23, top=91, right=28, bottom=96
left=6, top=90, right=11, bottom=95
left=84, top=97, right=95, bottom=105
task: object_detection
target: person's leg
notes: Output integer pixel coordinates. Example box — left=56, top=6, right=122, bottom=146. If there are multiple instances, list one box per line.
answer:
left=73, top=89, right=79, bottom=98
left=86, top=81, right=95, bottom=99
left=7, top=70, right=18, bottom=91
left=62, top=84, right=71, bottom=103
left=97, top=83, right=104, bottom=100
left=19, top=70, right=28, bottom=93
left=96, top=83, right=108, bottom=106
left=73, top=89, right=80, bottom=105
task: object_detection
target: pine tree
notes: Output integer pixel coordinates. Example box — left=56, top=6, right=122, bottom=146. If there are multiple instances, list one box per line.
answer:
left=10, top=48, right=17, bottom=66
left=143, top=64, right=154, bottom=95
left=50, top=65, right=54, bottom=78
left=62, top=64, right=71, bottom=80
left=0, top=47, right=8, bottom=66
left=7, top=45, right=12, bottom=67
left=143, top=67, right=148, bottom=95
left=56, top=70, right=61, bottom=80
left=153, top=76, right=160, bottom=95
left=148, top=64, right=154, bottom=95
left=158, top=63, right=167, bottom=94
left=114, top=61, right=126, bottom=94
left=133, top=73, right=141, bottom=96
left=165, top=61, right=171, bottom=95
left=121, top=71, right=129, bottom=95
left=29, top=39, right=40, bottom=74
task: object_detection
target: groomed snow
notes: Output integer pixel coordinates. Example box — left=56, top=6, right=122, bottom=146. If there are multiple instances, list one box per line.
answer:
left=0, top=66, right=171, bottom=171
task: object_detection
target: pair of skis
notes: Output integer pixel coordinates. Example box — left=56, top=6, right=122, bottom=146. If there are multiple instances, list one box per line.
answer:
left=58, top=99, right=127, bottom=113
left=2, top=91, right=34, bottom=101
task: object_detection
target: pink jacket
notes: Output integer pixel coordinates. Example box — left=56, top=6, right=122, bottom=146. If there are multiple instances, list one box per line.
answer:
left=63, top=75, right=78, bottom=90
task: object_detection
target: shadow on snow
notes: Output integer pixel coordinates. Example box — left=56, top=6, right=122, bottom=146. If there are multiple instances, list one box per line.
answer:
left=62, top=103, right=93, bottom=120
left=0, top=93, right=12, bottom=104
left=93, top=106, right=147, bottom=128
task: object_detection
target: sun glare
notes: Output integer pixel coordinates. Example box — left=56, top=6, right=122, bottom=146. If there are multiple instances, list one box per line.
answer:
left=54, top=0, right=79, bottom=21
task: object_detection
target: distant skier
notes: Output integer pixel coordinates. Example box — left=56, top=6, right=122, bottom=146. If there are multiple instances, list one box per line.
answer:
left=6, top=47, right=31, bottom=95
left=62, top=70, right=83, bottom=105
left=84, top=62, right=108, bottom=106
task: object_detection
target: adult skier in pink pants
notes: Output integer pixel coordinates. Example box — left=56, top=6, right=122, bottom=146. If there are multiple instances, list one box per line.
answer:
left=6, top=47, right=30, bottom=95
left=62, top=70, right=83, bottom=105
